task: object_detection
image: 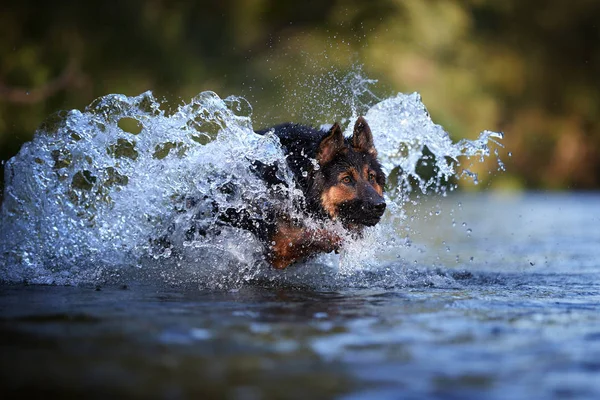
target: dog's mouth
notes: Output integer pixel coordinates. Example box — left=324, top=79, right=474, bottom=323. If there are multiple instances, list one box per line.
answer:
left=336, top=200, right=386, bottom=227
left=359, top=215, right=383, bottom=226
left=344, top=215, right=382, bottom=227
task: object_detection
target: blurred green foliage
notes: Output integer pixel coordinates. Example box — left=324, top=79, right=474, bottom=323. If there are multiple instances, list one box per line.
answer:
left=1, top=0, right=599, bottom=191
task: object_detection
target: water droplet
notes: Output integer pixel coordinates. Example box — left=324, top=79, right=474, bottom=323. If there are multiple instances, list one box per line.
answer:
left=0, top=74, right=504, bottom=285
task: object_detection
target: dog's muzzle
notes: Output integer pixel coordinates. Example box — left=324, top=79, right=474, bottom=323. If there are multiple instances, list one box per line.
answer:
left=338, top=198, right=386, bottom=227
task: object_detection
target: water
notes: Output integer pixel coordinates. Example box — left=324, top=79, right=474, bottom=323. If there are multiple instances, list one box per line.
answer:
left=1, top=193, right=599, bottom=399
left=2, top=76, right=598, bottom=398
left=0, top=81, right=501, bottom=287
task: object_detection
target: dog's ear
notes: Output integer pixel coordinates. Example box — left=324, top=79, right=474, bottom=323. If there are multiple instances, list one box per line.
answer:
left=317, top=123, right=345, bottom=165
left=352, top=117, right=376, bottom=156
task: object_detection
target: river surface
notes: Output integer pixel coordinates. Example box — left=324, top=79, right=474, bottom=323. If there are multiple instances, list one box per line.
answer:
left=1, top=192, right=599, bottom=399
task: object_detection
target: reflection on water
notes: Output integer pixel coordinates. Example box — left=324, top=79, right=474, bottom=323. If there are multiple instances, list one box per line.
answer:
left=1, top=193, right=599, bottom=400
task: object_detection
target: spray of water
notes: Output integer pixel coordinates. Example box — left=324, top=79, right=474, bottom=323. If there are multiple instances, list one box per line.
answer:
left=0, top=71, right=503, bottom=288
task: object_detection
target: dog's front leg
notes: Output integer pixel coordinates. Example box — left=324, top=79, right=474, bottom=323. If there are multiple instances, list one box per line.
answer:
left=268, top=222, right=342, bottom=269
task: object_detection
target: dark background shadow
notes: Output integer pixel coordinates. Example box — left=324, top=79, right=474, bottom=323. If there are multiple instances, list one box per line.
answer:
left=1, top=0, right=599, bottom=193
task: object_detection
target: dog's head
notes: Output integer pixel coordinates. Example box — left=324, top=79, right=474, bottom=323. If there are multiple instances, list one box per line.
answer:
left=314, top=117, right=386, bottom=228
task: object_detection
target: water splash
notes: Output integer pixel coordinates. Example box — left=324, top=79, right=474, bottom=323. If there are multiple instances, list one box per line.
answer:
left=365, top=92, right=503, bottom=195
left=0, top=76, right=503, bottom=287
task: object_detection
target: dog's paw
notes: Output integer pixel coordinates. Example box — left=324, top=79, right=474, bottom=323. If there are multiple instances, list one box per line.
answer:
left=311, top=229, right=343, bottom=253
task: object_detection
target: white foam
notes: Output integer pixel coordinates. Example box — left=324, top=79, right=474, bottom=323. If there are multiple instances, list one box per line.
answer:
left=0, top=80, right=502, bottom=287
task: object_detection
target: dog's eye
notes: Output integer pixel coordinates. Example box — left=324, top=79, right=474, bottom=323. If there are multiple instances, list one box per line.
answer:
left=341, top=176, right=353, bottom=184
left=368, top=173, right=376, bottom=183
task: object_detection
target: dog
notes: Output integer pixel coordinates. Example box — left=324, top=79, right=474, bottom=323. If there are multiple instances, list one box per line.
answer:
left=169, top=116, right=387, bottom=269
left=249, top=116, right=387, bottom=269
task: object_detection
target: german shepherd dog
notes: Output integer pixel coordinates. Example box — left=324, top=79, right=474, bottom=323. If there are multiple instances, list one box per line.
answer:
left=247, top=116, right=387, bottom=269
left=173, top=117, right=386, bottom=269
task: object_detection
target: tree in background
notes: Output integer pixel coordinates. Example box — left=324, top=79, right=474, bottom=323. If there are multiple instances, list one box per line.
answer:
left=1, top=0, right=599, bottom=191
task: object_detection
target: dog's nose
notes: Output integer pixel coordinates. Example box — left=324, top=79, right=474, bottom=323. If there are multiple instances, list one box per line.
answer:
left=364, top=198, right=385, bottom=215
left=372, top=201, right=386, bottom=215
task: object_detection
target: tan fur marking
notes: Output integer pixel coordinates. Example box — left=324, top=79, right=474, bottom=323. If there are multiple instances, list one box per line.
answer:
left=317, top=123, right=345, bottom=165
left=269, top=222, right=342, bottom=269
left=352, top=117, right=377, bottom=156
left=361, top=164, right=384, bottom=195
left=340, top=167, right=359, bottom=183
left=270, top=224, right=306, bottom=269
left=320, top=184, right=357, bottom=218
left=373, top=183, right=383, bottom=196
left=361, top=164, right=370, bottom=180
